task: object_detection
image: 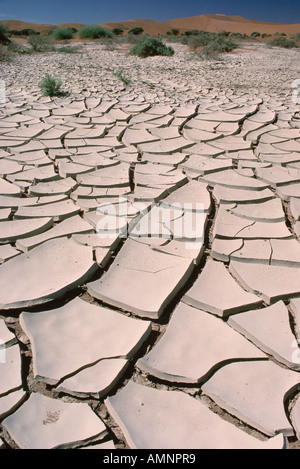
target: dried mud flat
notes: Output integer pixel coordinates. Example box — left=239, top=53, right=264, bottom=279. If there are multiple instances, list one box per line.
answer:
left=0, top=40, right=300, bottom=450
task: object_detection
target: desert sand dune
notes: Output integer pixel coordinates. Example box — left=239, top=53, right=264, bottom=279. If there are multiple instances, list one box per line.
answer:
left=0, top=17, right=300, bottom=451
left=2, top=14, right=300, bottom=35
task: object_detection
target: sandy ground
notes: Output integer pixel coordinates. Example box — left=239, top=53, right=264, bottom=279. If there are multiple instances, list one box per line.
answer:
left=1, top=40, right=299, bottom=101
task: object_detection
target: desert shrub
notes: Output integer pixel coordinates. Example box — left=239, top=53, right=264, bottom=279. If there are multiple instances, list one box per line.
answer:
left=78, top=25, right=112, bottom=39
left=98, top=38, right=120, bottom=50
left=171, top=28, right=179, bottom=36
left=126, top=33, right=148, bottom=44
left=186, top=31, right=216, bottom=49
left=7, top=42, right=33, bottom=54
left=130, top=37, right=174, bottom=58
left=113, top=68, right=131, bottom=85
left=261, top=33, right=271, bottom=38
left=187, top=32, right=238, bottom=54
left=230, top=32, right=243, bottom=37
left=219, top=30, right=231, bottom=37
left=0, top=44, right=11, bottom=61
left=57, top=45, right=80, bottom=53
left=7, top=28, right=37, bottom=36
left=51, top=27, right=75, bottom=40
left=183, top=30, right=202, bottom=36
left=112, top=28, right=123, bottom=36
left=28, top=34, right=55, bottom=52
left=268, top=36, right=298, bottom=48
left=202, top=36, right=238, bottom=54
left=251, top=32, right=261, bottom=37
left=195, top=46, right=221, bottom=61
left=0, top=23, right=7, bottom=36
left=21, top=28, right=36, bottom=36
left=39, top=74, right=62, bottom=97
left=128, top=27, right=144, bottom=35
left=295, top=33, right=300, bottom=40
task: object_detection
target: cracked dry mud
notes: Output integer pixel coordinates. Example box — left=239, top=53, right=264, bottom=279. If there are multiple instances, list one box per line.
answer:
left=0, top=40, right=300, bottom=449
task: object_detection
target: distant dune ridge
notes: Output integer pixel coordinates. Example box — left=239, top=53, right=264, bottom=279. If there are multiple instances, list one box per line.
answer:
left=1, top=14, right=300, bottom=35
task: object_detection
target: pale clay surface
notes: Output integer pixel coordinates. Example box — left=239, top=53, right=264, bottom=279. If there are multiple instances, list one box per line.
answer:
left=0, top=39, right=299, bottom=449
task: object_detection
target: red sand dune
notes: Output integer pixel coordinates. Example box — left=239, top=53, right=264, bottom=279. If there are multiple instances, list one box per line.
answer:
left=102, top=14, right=300, bottom=35
left=0, top=20, right=84, bottom=34
left=1, top=14, right=300, bottom=36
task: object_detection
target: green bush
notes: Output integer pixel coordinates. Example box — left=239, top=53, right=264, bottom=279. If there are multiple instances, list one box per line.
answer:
left=202, top=36, right=238, bottom=55
left=78, top=25, right=112, bottom=39
left=128, top=27, right=144, bottom=35
left=183, top=30, right=200, bottom=36
left=130, top=37, right=174, bottom=58
left=185, top=32, right=238, bottom=55
left=251, top=32, right=261, bottom=37
left=51, top=28, right=75, bottom=40
left=112, top=28, right=123, bottom=36
left=28, top=34, right=55, bottom=52
left=268, top=36, right=298, bottom=48
left=39, top=74, right=62, bottom=97
left=186, top=31, right=216, bottom=49
left=7, top=28, right=37, bottom=36
left=0, top=23, right=7, bottom=36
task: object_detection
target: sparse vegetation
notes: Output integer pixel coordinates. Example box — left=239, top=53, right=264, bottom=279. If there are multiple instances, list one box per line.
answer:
left=251, top=32, right=261, bottom=37
left=0, top=23, right=7, bottom=36
left=183, top=29, right=201, bottom=36
left=57, top=45, right=80, bottom=53
left=113, top=68, right=131, bottom=85
left=219, top=30, right=231, bottom=37
left=7, top=42, right=33, bottom=54
left=7, top=28, right=38, bottom=37
left=28, top=34, right=55, bottom=52
left=0, top=44, right=11, bottom=61
left=78, top=25, right=112, bottom=39
left=268, top=36, right=298, bottom=48
left=184, top=31, right=238, bottom=56
left=99, top=38, right=120, bottom=50
left=112, top=28, right=123, bottom=36
left=128, top=27, right=144, bottom=35
left=39, top=74, right=63, bottom=97
left=201, top=36, right=238, bottom=57
left=184, top=31, right=217, bottom=49
left=51, top=28, right=75, bottom=41
left=130, top=37, right=174, bottom=58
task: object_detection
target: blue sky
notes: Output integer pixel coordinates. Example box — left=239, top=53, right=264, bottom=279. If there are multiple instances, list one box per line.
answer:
left=0, top=0, right=299, bottom=25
